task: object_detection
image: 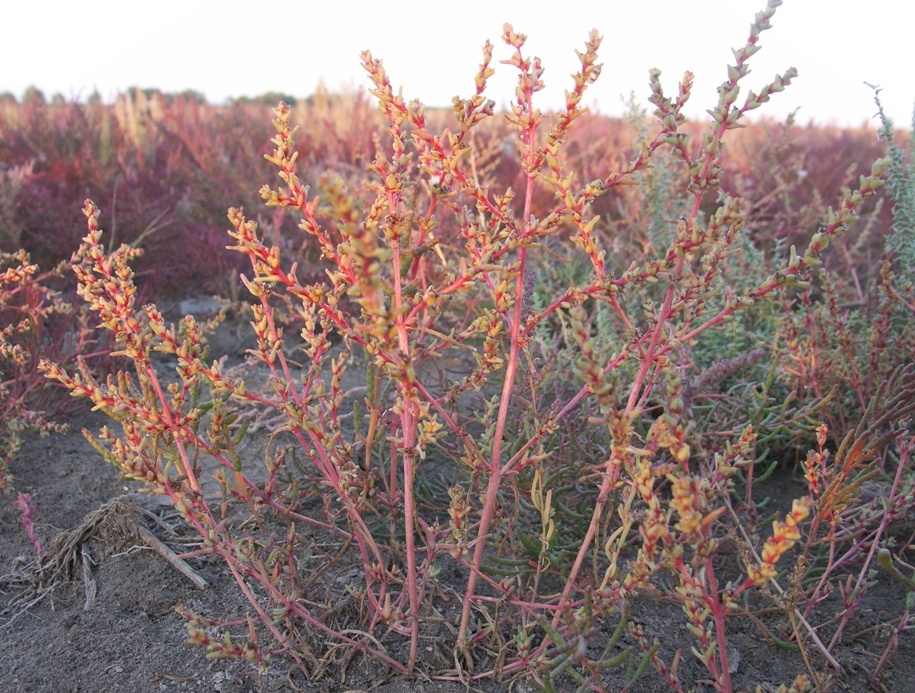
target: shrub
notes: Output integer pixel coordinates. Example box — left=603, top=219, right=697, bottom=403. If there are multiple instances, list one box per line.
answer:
left=0, top=251, right=96, bottom=492
left=42, top=2, right=913, bottom=690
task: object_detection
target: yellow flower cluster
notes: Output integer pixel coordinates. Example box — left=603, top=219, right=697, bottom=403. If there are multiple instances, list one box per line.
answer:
left=747, top=497, right=811, bottom=585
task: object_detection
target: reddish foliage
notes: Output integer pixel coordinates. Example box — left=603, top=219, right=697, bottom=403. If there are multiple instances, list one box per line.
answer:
left=0, top=91, right=895, bottom=299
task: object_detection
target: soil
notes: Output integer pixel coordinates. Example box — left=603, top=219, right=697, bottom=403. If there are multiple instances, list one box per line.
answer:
left=2, top=307, right=913, bottom=693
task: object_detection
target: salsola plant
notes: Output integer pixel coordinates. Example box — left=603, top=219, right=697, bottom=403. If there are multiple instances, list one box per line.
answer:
left=40, top=2, right=912, bottom=690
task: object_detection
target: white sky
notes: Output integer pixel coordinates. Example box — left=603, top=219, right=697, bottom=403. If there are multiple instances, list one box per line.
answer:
left=3, top=1, right=910, bottom=129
